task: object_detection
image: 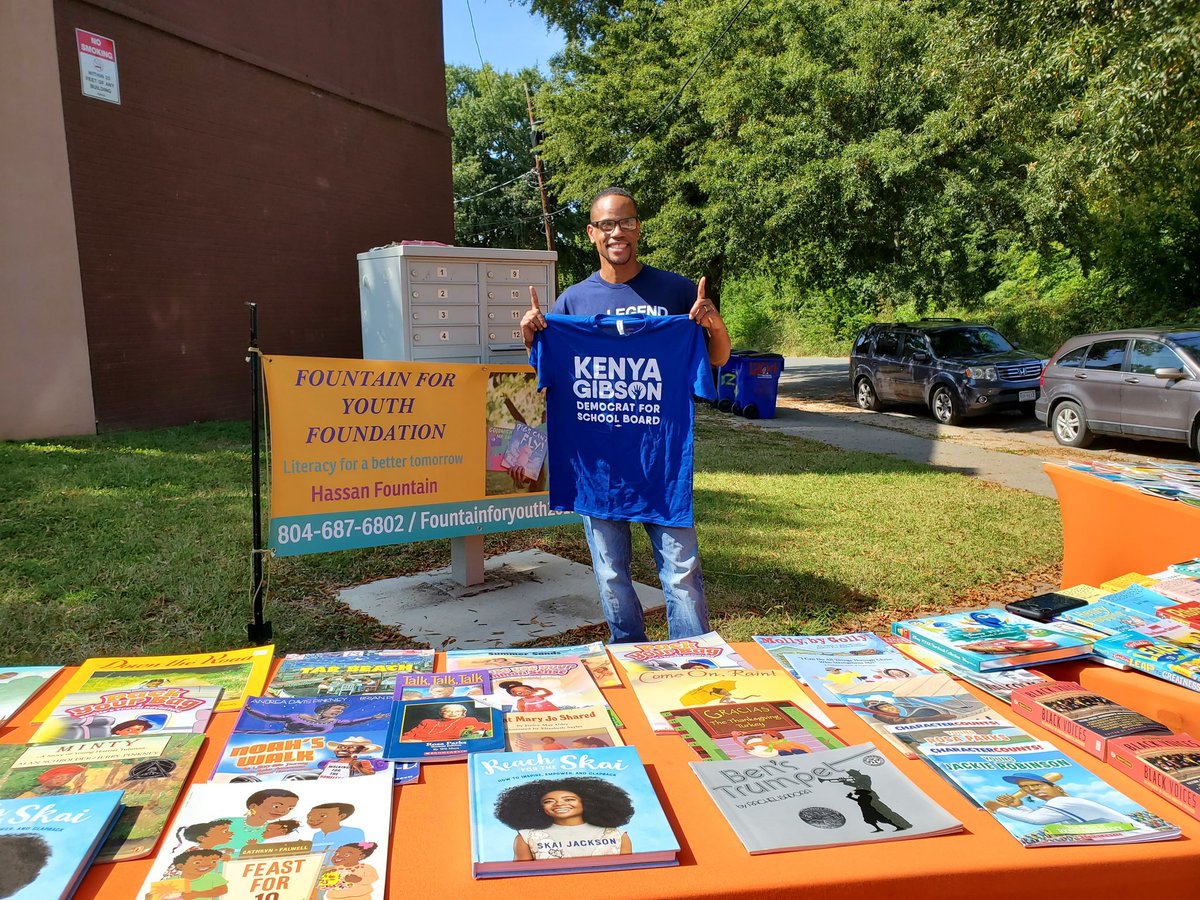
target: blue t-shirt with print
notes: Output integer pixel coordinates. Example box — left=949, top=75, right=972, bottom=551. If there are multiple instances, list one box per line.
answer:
left=530, top=314, right=715, bottom=527
left=552, top=265, right=697, bottom=317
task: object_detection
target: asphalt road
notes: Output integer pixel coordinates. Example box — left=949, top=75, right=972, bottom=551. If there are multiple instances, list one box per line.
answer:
left=730, top=357, right=1195, bottom=498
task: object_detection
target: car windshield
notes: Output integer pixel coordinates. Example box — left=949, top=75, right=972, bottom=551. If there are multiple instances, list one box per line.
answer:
left=1168, top=332, right=1200, bottom=361
left=927, top=327, right=1014, bottom=357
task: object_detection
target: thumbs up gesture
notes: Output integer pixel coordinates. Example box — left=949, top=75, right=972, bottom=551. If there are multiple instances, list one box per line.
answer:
left=520, top=286, right=547, bottom=350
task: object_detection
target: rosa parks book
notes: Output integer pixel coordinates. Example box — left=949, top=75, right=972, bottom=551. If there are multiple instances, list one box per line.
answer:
left=265, top=649, right=434, bottom=698
left=690, top=743, right=962, bottom=854
left=662, top=700, right=843, bottom=761
left=384, top=697, right=504, bottom=762
left=31, top=685, right=222, bottom=743
left=211, top=696, right=394, bottom=783
left=137, top=773, right=392, bottom=900
left=468, top=746, right=679, bottom=877
left=0, top=734, right=203, bottom=862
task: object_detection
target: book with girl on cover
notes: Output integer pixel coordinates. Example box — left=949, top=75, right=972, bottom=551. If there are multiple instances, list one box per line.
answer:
left=607, top=631, right=749, bottom=676
left=752, top=632, right=895, bottom=679
left=890, top=609, right=1092, bottom=671
left=503, top=706, right=623, bottom=753
left=0, top=790, right=124, bottom=900
left=780, top=648, right=929, bottom=705
left=690, top=743, right=962, bottom=854
left=211, top=695, right=396, bottom=783
left=31, top=684, right=222, bottom=743
left=472, top=659, right=609, bottom=715
left=627, top=668, right=834, bottom=734
left=444, top=642, right=620, bottom=689
left=0, top=734, right=203, bottom=862
left=137, top=773, right=392, bottom=900
left=35, top=645, right=275, bottom=718
left=663, top=700, right=843, bottom=761
left=265, top=648, right=434, bottom=698
left=468, top=746, right=679, bottom=878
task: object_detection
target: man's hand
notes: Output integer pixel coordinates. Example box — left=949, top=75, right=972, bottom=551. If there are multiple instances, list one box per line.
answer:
left=689, top=276, right=731, bottom=366
left=520, top=286, right=547, bottom=350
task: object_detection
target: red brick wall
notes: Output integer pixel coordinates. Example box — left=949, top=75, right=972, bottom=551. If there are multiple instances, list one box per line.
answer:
left=55, top=0, right=452, bottom=429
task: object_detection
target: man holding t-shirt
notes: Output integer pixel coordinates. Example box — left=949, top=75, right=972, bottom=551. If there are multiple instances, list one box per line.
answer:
left=521, top=187, right=731, bottom=643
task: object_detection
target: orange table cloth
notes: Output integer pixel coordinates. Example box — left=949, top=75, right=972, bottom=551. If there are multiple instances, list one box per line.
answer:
left=8, top=644, right=1193, bottom=900
left=1045, top=463, right=1200, bottom=588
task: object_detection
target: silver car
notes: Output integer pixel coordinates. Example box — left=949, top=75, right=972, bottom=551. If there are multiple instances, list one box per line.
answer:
left=1034, top=328, right=1200, bottom=450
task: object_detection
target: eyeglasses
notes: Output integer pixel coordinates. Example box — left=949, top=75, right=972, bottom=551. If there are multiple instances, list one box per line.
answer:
left=589, top=216, right=640, bottom=233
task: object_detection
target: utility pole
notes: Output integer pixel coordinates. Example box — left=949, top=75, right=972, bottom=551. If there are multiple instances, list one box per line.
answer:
left=525, top=83, right=554, bottom=252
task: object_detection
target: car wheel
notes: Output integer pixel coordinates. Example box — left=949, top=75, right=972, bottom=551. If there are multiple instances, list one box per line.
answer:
left=855, top=377, right=882, bottom=411
left=1052, top=400, right=1094, bottom=448
left=930, top=385, right=962, bottom=426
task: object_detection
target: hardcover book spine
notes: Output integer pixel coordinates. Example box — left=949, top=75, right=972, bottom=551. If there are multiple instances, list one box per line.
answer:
left=892, top=624, right=980, bottom=671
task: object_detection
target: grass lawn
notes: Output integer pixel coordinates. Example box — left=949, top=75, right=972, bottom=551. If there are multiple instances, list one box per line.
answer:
left=0, top=409, right=1062, bottom=664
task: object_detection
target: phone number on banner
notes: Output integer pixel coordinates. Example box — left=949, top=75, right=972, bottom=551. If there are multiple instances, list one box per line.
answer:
left=270, top=497, right=578, bottom=556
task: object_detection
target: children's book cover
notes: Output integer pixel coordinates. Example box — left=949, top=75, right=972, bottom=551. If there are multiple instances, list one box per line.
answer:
left=0, top=790, right=124, bottom=900
left=1009, top=680, right=1171, bottom=759
left=1099, top=573, right=1159, bottom=592
left=1108, top=733, right=1200, bottom=821
left=468, top=746, right=679, bottom=877
left=1100, top=583, right=1178, bottom=618
left=1058, top=599, right=1157, bottom=635
left=0, top=666, right=62, bottom=724
left=608, top=631, right=749, bottom=676
left=780, top=649, right=928, bottom=705
left=890, top=609, right=1092, bottom=671
left=628, top=668, right=835, bottom=734
left=265, top=649, right=435, bottom=699
left=211, top=696, right=394, bottom=783
left=753, top=633, right=897, bottom=678
left=690, top=743, right=962, bottom=854
left=1169, top=557, right=1200, bottom=578
left=383, top=697, right=504, bottom=762
left=137, top=773, right=392, bottom=900
left=445, top=642, right=620, bottom=689
left=1134, top=619, right=1200, bottom=650
left=395, top=669, right=490, bottom=701
left=662, top=700, right=843, bottom=761
left=0, top=734, right=203, bottom=862
left=501, top=422, right=548, bottom=482
left=503, top=706, right=624, bottom=753
left=35, top=646, right=275, bottom=719
left=1092, top=631, right=1200, bottom=693
left=917, top=738, right=1181, bottom=846
left=884, top=716, right=1031, bottom=757
left=477, top=659, right=608, bottom=714
left=30, top=685, right=222, bottom=743
left=830, top=673, right=992, bottom=759
left=1149, top=578, right=1200, bottom=605
left=937, top=663, right=1049, bottom=704
left=1157, top=599, right=1200, bottom=628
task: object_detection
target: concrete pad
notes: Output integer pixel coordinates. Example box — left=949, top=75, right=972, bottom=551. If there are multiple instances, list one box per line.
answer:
left=338, top=549, right=663, bottom=650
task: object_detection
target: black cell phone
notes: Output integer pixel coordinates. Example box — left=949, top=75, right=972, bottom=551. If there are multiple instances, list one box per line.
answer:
left=1004, top=592, right=1089, bottom=623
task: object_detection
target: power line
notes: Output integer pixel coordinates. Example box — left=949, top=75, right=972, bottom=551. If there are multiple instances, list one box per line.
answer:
left=464, top=0, right=486, bottom=68
left=453, top=169, right=536, bottom=204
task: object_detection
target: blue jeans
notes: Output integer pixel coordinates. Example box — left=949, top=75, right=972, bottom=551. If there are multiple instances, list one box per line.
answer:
left=580, top=515, right=710, bottom=643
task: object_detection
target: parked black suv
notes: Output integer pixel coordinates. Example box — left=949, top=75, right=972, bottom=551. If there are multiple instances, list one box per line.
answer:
left=848, top=320, right=1044, bottom=425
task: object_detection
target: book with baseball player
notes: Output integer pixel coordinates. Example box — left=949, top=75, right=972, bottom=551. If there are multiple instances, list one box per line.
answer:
left=1107, top=733, right=1200, bottom=822
left=662, top=700, right=843, bottom=761
left=917, top=738, right=1181, bottom=846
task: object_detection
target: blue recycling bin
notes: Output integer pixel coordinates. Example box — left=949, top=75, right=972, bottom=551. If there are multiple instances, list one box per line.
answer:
left=713, top=349, right=747, bottom=412
left=733, top=352, right=784, bottom=419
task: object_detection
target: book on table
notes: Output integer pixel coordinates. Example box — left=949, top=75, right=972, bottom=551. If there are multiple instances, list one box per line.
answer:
left=35, top=645, right=276, bottom=718
left=137, top=770, right=393, bottom=900
left=394, top=668, right=491, bottom=701
left=1098, top=583, right=1178, bottom=619
left=503, top=705, right=624, bottom=752
left=0, top=734, right=203, bottom=862
left=1058, top=599, right=1157, bottom=635
left=627, top=667, right=835, bottom=735
left=30, top=684, right=222, bottom=743
left=890, top=608, right=1092, bottom=671
left=780, top=647, right=931, bottom=705
left=468, top=745, right=679, bottom=878
left=211, top=694, right=398, bottom=783
left=1149, top=578, right=1200, bottom=605
left=1157, top=599, right=1200, bottom=629
left=444, top=641, right=620, bottom=689
left=0, top=666, right=62, bottom=724
left=752, top=632, right=894, bottom=678
left=0, top=790, right=124, bottom=900
left=936, top=664, right=1049, bottom=704
left=662, top=699, right=843, bottom=761
left=1107, top=733, right=1200, bottom=822
left=384, top=696, right=504, bottom=762
left=265, top=648, right=434, bottom=698
left=608, top=631, right=750, bottom=676
left=1008, top=680, right=1171, bottom=759
left=917, top=737, right=1181, bottom=846
left=1091, top=631, right=1200, bottom=693
left=690, top=742, right=963, bottom=854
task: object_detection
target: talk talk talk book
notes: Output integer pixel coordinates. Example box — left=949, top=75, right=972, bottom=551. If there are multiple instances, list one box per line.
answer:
left=444, top=642, right=620, bottom=689
left=35, top=645, right=275, bottom=719
left=607, top=631, right=750, bottom=676
left=917, top=738, right=1181, bottom=846
left=689, top=743, right=963, bottom=854
left=628, top=668, right=835, bottom=735
left=468, top=746, right=679, bottom=878
left=265, top=648, right=435, bottom=698
left=662, top=700, right=843, bottom=761
left=30, top=685, right=222, bottom=743
left=137, top=770, right=393, bottom=900
left=0, top=666, right=62, bottom=724
left=394, top=669, right=491, bottom=701
left=0, top=790, right=124, bottom=900
left=0, top=734, right=203, bottom=862
left=890, top=609, right=1092, bottom=671
left=211, top=695, right=396, bottom=783
left=503, top=706, right=624, bottom=753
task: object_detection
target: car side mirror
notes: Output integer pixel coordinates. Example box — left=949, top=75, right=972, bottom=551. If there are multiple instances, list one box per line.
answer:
left=912, top=351, right=930, bottom=362
left=1154, top=367, right=1187, bottom=381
